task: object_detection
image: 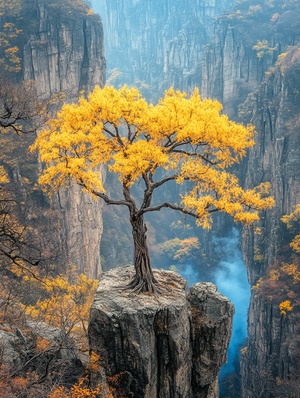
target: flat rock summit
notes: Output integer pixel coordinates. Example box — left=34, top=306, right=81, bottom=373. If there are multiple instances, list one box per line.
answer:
left=89, top=266, right=234, bottom=398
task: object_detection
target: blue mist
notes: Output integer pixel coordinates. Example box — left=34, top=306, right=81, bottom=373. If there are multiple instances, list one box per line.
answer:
left=178, top=228, right=250, bottom=377
left=213, top=228, right=250, bottom=376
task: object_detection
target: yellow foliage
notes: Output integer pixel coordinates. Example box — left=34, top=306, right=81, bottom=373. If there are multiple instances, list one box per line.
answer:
left=252, top=277, right=263, bottom=290
left=48, top=377, right=103, bottom=398
left=32, top=85, right=274, bottom=229
left=254, top=247, right=264, bottom=263
left=88, top=351, right=101, bottom=373
left=173, top=237, right=200, bottom=260
left=25, top=268, right=98, bottom=351
left=253, top=241, right=300, bottom=315
left=281, top=204, right=300, bottom=253
left=0, top=165, right=9, bottom=183
left=70, top=377, right=101, bottom=398
left=290, top=235, right=300, bottom=253
left=281, top=263, right=299, bottom=277
left=0, top=0, right=22, bottom=71
left=48, top=386, right=71, bottom=398
left=0, top=0, right=21, bottom=16
left=252, top=40, right=277, bottom=59
left=281, top=204, right=300, bottom=229
left=269, top=269, right=280, bottom=281
left=160, top=237, right=200, bottom=261
left=279, top=300, right=293, bottom=316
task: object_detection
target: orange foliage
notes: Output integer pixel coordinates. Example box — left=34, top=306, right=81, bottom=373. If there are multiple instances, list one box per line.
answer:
left=279, top=300, right=293, bottom=316
left=48, top=376, right=107, bottom=398
left=36, top=336, right=51, bottom=352
left=253, top=205, right=300, bottom=316
left=24, top=267, right=98, bottom=352
left=48, top=386, right=70, bottom=398
left=0, top=365, right=35, bottom=398
left=107, top=372, right=128, bottom=398
left=252, top=261, right=300, bottom=315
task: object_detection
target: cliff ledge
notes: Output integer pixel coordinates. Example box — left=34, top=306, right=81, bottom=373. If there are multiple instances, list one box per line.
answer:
left=89, top=266, right=234, bottom=398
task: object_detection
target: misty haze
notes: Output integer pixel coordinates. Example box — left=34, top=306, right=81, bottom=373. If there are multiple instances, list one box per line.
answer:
left=0, top=1, right=299, bottom=397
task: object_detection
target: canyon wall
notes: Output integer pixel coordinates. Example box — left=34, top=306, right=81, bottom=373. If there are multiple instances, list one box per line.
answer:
left=95, top=0, right=234, bottom=100
left=240, top=49, right=300, bottom=397
left=201, top=3, right=300, bottom=396
left=20, top=0, right=106, bottom=277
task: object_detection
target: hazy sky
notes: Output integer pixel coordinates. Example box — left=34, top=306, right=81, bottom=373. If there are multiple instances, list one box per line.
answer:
left=91, top=0, right=102, bottom=15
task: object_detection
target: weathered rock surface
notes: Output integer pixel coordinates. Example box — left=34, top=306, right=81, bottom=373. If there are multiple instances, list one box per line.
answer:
left=0, top=329, right=22, bottom=368
left=89, top=266, right=234, bottom=398
left=0, top=320, right=83, bottom=382
left=96, top=0, right=234, bottom=101
left=200, top=6, right=300, bottom=396
left=16, top=0, right=106, bottom=277
left=239, top=47, right=300, bottom=398
left=188, top=283, right=234, bottom=398
left=240, top=294, right=298, bottom=398
left=201, top=21, right=263, bottom=117
left=24, top=0, right=105, bottom=99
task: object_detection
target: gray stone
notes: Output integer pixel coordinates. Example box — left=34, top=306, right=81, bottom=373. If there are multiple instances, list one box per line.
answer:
left=202, top=12, right=300, bottom=396
left=99, top=0, right=234, bottom=101
left=188, top=283, right=234, bottom=397
left=0, top=329, right=22, bottom=368
left=19, top=0, right=106, bottom=278
left=89, top=266, right=234, bottom=398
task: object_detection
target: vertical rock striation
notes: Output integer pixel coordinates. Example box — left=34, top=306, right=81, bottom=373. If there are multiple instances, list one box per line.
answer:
left=96, top=0, right=234, bottom=100
left=89, top=266, right=234, bottom=398
left=201, top=20, right=263, bottom=117
left=240, top=48, right=300, bottom=397
left=23, top=0, right=105, bottom=99
left=20, top=0, right=106, bottom=277
left=202, top=5, right=300, bottom=395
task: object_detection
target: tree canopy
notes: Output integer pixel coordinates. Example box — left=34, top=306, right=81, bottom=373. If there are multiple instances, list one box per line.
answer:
left=32, top=85, right=275, bottom=293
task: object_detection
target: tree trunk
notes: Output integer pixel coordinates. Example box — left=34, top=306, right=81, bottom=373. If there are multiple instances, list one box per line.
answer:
left=127, top=214, right=159, bottom=294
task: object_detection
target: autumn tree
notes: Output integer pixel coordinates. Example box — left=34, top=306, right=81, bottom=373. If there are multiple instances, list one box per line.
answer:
left=0, top=73, right=50, bottom=278
left=32, top=85, right=275, bottom=294
left=253, top=204, right=300, bottom=315
left=0, top=0, right=22, bottom=73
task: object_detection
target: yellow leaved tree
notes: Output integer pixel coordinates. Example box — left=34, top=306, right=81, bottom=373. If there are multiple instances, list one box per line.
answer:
left=0, top=0, right=22, bottom=72
left=32, top=85, right=275, bottom=293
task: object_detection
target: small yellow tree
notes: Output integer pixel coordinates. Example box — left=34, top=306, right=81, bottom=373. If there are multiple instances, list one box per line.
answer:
left=0, top=0, right=22, bottom=72
left=25, top=269, right=98, bottom=351
left=32, top=86, right=274, bottom=293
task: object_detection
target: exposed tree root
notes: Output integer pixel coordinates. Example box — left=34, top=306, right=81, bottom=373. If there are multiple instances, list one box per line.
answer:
left=125, top=275, right=162, bottom=296
left=119, top=273, right=174, bottom=297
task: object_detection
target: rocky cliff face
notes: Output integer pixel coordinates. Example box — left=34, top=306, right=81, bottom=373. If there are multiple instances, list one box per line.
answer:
left=20, top=0, right=106, bottom=277
left=240, top=47, right=300, bottom=398
left=89, top=266, right=234, bottom=398
left=201, top=20, right=264, bottom=118
left=23, top=0, right=105, bottom=99
left=240, top=293, right=299, bottom=398
left=201, top=3, right=300, bottom=396
left=96, top=0, right=234, bottom=100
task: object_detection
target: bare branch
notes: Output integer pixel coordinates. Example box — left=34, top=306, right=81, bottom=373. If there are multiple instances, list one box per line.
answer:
left=152, top=175, right=180, bottom=189
left=138, top=202, right=198, bottom=217
left=0, top=75, right=45, bottom=135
